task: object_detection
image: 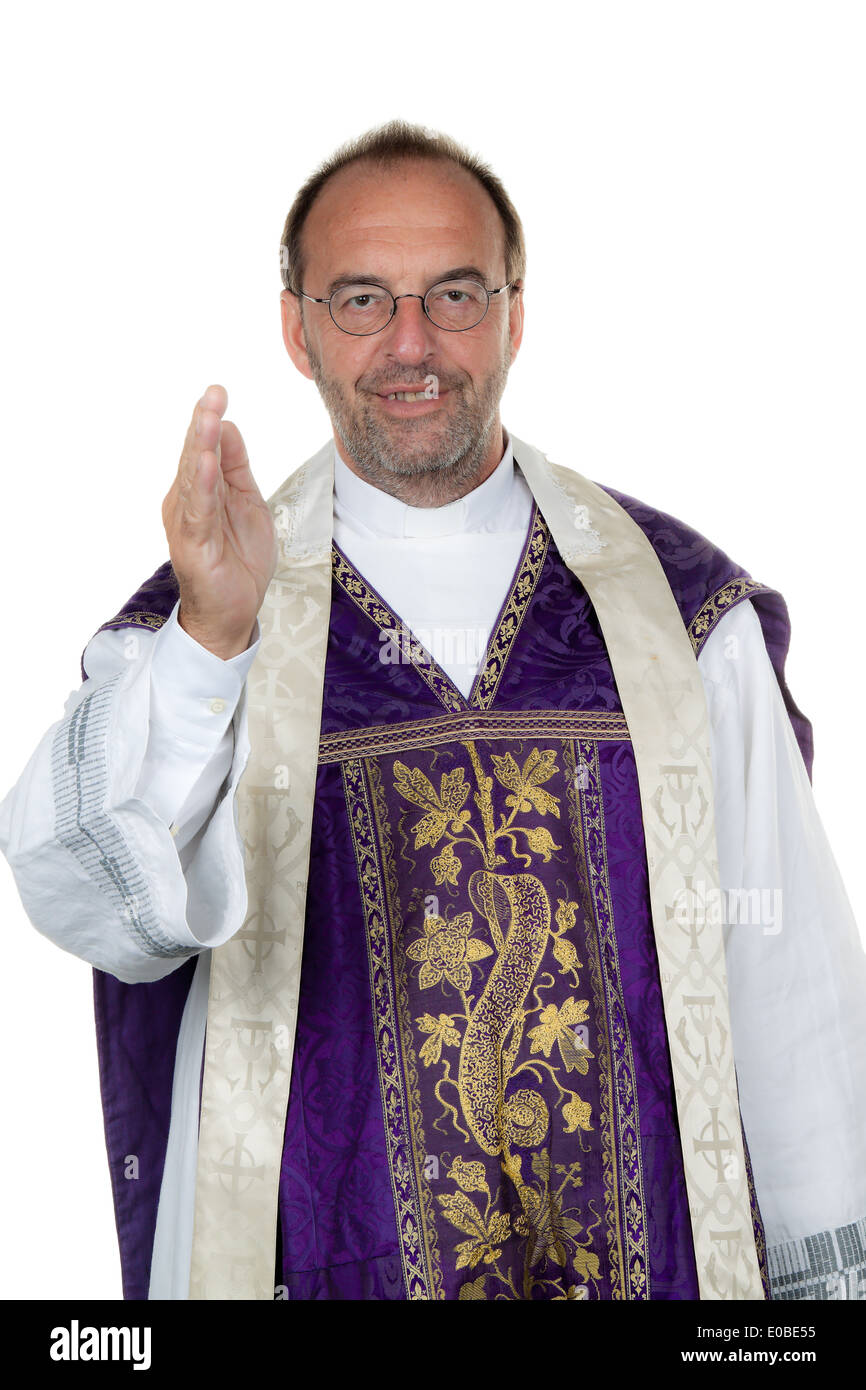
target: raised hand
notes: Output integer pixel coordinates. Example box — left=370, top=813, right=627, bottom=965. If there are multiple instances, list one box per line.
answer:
left=162, top=385, right=278, bottom=660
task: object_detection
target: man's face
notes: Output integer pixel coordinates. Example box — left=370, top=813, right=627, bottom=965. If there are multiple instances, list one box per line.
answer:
left=280, top=158, right=523, bottom=493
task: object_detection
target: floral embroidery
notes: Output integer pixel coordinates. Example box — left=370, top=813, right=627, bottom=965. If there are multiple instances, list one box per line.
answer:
left=416, top=1013, right=462, bottom=1067
left=345, top=733, right=649, bottom=1298
left=528, top=999, right=594, bottom=1073
left=393, top=763, right=472, bottom=848
left=393, top=740, right=600, bottom=1298
left=406, top=913, right=493, bottom=992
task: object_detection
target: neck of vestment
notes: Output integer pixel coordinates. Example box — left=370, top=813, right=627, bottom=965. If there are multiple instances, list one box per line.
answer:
left=330, top=429, right=530, bottom=699
left=332, top=426, right=518, bottom=538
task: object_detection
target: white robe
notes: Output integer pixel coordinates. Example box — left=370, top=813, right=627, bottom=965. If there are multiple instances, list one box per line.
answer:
left=1, top=431, right=864, bottom=1300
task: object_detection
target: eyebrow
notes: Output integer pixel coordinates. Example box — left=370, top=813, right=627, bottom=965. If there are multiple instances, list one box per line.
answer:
left=324, top=265, right=492, bottom=297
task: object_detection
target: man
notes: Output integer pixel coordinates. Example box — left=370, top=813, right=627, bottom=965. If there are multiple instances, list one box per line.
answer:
left=1, top=120, right=864, bottom=1302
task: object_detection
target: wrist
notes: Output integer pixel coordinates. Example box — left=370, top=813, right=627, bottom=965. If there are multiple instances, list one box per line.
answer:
left=177, top=608, right=256, bottom=661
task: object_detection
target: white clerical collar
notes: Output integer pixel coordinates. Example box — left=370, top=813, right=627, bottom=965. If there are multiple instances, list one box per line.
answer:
left=333, top=428, right=515, bottom=538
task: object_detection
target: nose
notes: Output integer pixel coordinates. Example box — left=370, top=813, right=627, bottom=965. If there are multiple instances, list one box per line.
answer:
left=380, top=293, right=439, bottom=357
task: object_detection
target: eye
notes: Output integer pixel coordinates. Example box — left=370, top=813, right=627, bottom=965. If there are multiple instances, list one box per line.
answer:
left=430, top=287, right=471, bottom=304
left=332, top=284, right=390, bottom=312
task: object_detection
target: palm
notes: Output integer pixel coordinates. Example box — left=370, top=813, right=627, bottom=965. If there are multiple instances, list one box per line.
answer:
left=163, top=385, right=278, bottom=658
left=206, top=419, right=277, bottom=617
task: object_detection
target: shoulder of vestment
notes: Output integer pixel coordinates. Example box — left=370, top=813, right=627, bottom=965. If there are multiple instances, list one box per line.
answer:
left=596, top=483, right=813, bottom=777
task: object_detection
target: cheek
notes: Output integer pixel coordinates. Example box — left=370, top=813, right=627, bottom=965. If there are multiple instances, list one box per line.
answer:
left=453, top=349, right=497, bottom=388
left=338, top=344, right=378, bottom=390
left=458, top=333, right=506, bottom=373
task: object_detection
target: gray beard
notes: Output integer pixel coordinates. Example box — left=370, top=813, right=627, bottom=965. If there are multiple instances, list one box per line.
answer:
left=304, top=339, right=512, bottom=507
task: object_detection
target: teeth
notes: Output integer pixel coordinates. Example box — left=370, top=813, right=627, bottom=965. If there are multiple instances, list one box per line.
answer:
left=386, top=391, right=426, bottom=401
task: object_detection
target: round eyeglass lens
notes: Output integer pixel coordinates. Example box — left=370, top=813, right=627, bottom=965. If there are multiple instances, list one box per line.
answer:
left=424, top=279, right=489, bottom=330
left=330, top=284, right=393, bottom=334
left=329, top=279, right=489, bottom=334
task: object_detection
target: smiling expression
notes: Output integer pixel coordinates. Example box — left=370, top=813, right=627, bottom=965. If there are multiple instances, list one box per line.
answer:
left=280, top=157, right=524, bottom=505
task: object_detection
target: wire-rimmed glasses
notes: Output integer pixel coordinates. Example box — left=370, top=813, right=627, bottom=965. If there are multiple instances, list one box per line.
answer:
left=288, top=277, right=519, bottom=335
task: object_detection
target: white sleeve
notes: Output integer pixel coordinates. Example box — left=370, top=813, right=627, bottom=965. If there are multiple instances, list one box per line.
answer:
left=0, top=601, right=260, bottom=985
left=125, top=601, right=260, bottom=852
left=699, top=599, right=866, bottom=1300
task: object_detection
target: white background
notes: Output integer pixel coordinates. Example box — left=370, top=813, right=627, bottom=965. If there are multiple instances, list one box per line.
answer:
left=0, top=1, right=862, bottom=1299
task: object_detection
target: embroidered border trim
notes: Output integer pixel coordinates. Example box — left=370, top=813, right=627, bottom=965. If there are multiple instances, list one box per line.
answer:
left=369, top=756, right=446, bottom=1299
left=563, top=740, right=624, bottom=1295
left=470, top=507, right=549, bottom=710
left=51, top=673, right=195, bottom=959
left=570, top=738, right=649, bottom=1298
left=767, top=1217, right=866, bottom=1300
left=320, top=710, right=631, bottom=763
left=688, top=579, right=774, bottom=654
left=342, top=756, right=443, bottom=1299
left=97, top=610, right=169, bottom=633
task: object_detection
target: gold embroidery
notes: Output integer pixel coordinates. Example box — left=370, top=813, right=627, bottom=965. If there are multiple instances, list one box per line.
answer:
left=345, top=756, right=445, bottom=1298
left=469, top=511, right=549, bottom=710
left=97, top=610, right=168, bottom=632
left=688, top=578, right=773, bottom=653
left=345, top=731, right=650, bottom=1299
left=319, top=709, right=630, bottom=764
left=367, top=756, right=447, bottom=1299
left=394, top=741, right=562, bottom=875
left=393, top=740, right=600, bottom=1298
left=563, top=739, right=625, bottom=1296
left=407, top=913, right=493, bottom=991
left=564, top=738, right=649, bottom=1298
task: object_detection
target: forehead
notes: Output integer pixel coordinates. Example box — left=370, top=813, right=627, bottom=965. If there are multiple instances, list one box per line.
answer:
left=301, top=158, right=506, bottom=279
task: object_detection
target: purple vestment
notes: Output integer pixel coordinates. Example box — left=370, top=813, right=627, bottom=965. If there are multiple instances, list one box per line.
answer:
left=84, top=467, right=811, bottom=1299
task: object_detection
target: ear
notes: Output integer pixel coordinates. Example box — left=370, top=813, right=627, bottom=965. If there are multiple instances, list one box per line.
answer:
left=280, top=290, right=315, bottom=381
left=508, top=283, right=525, bottom=365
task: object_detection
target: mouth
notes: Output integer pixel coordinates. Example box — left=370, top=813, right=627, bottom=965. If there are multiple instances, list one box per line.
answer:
left=373, top=387, right=450, bottom=414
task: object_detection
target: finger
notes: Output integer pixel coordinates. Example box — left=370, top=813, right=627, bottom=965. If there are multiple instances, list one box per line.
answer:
left=178, top=384, right=228, bottom=487
left=170, top=384, right=227, bottom=531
